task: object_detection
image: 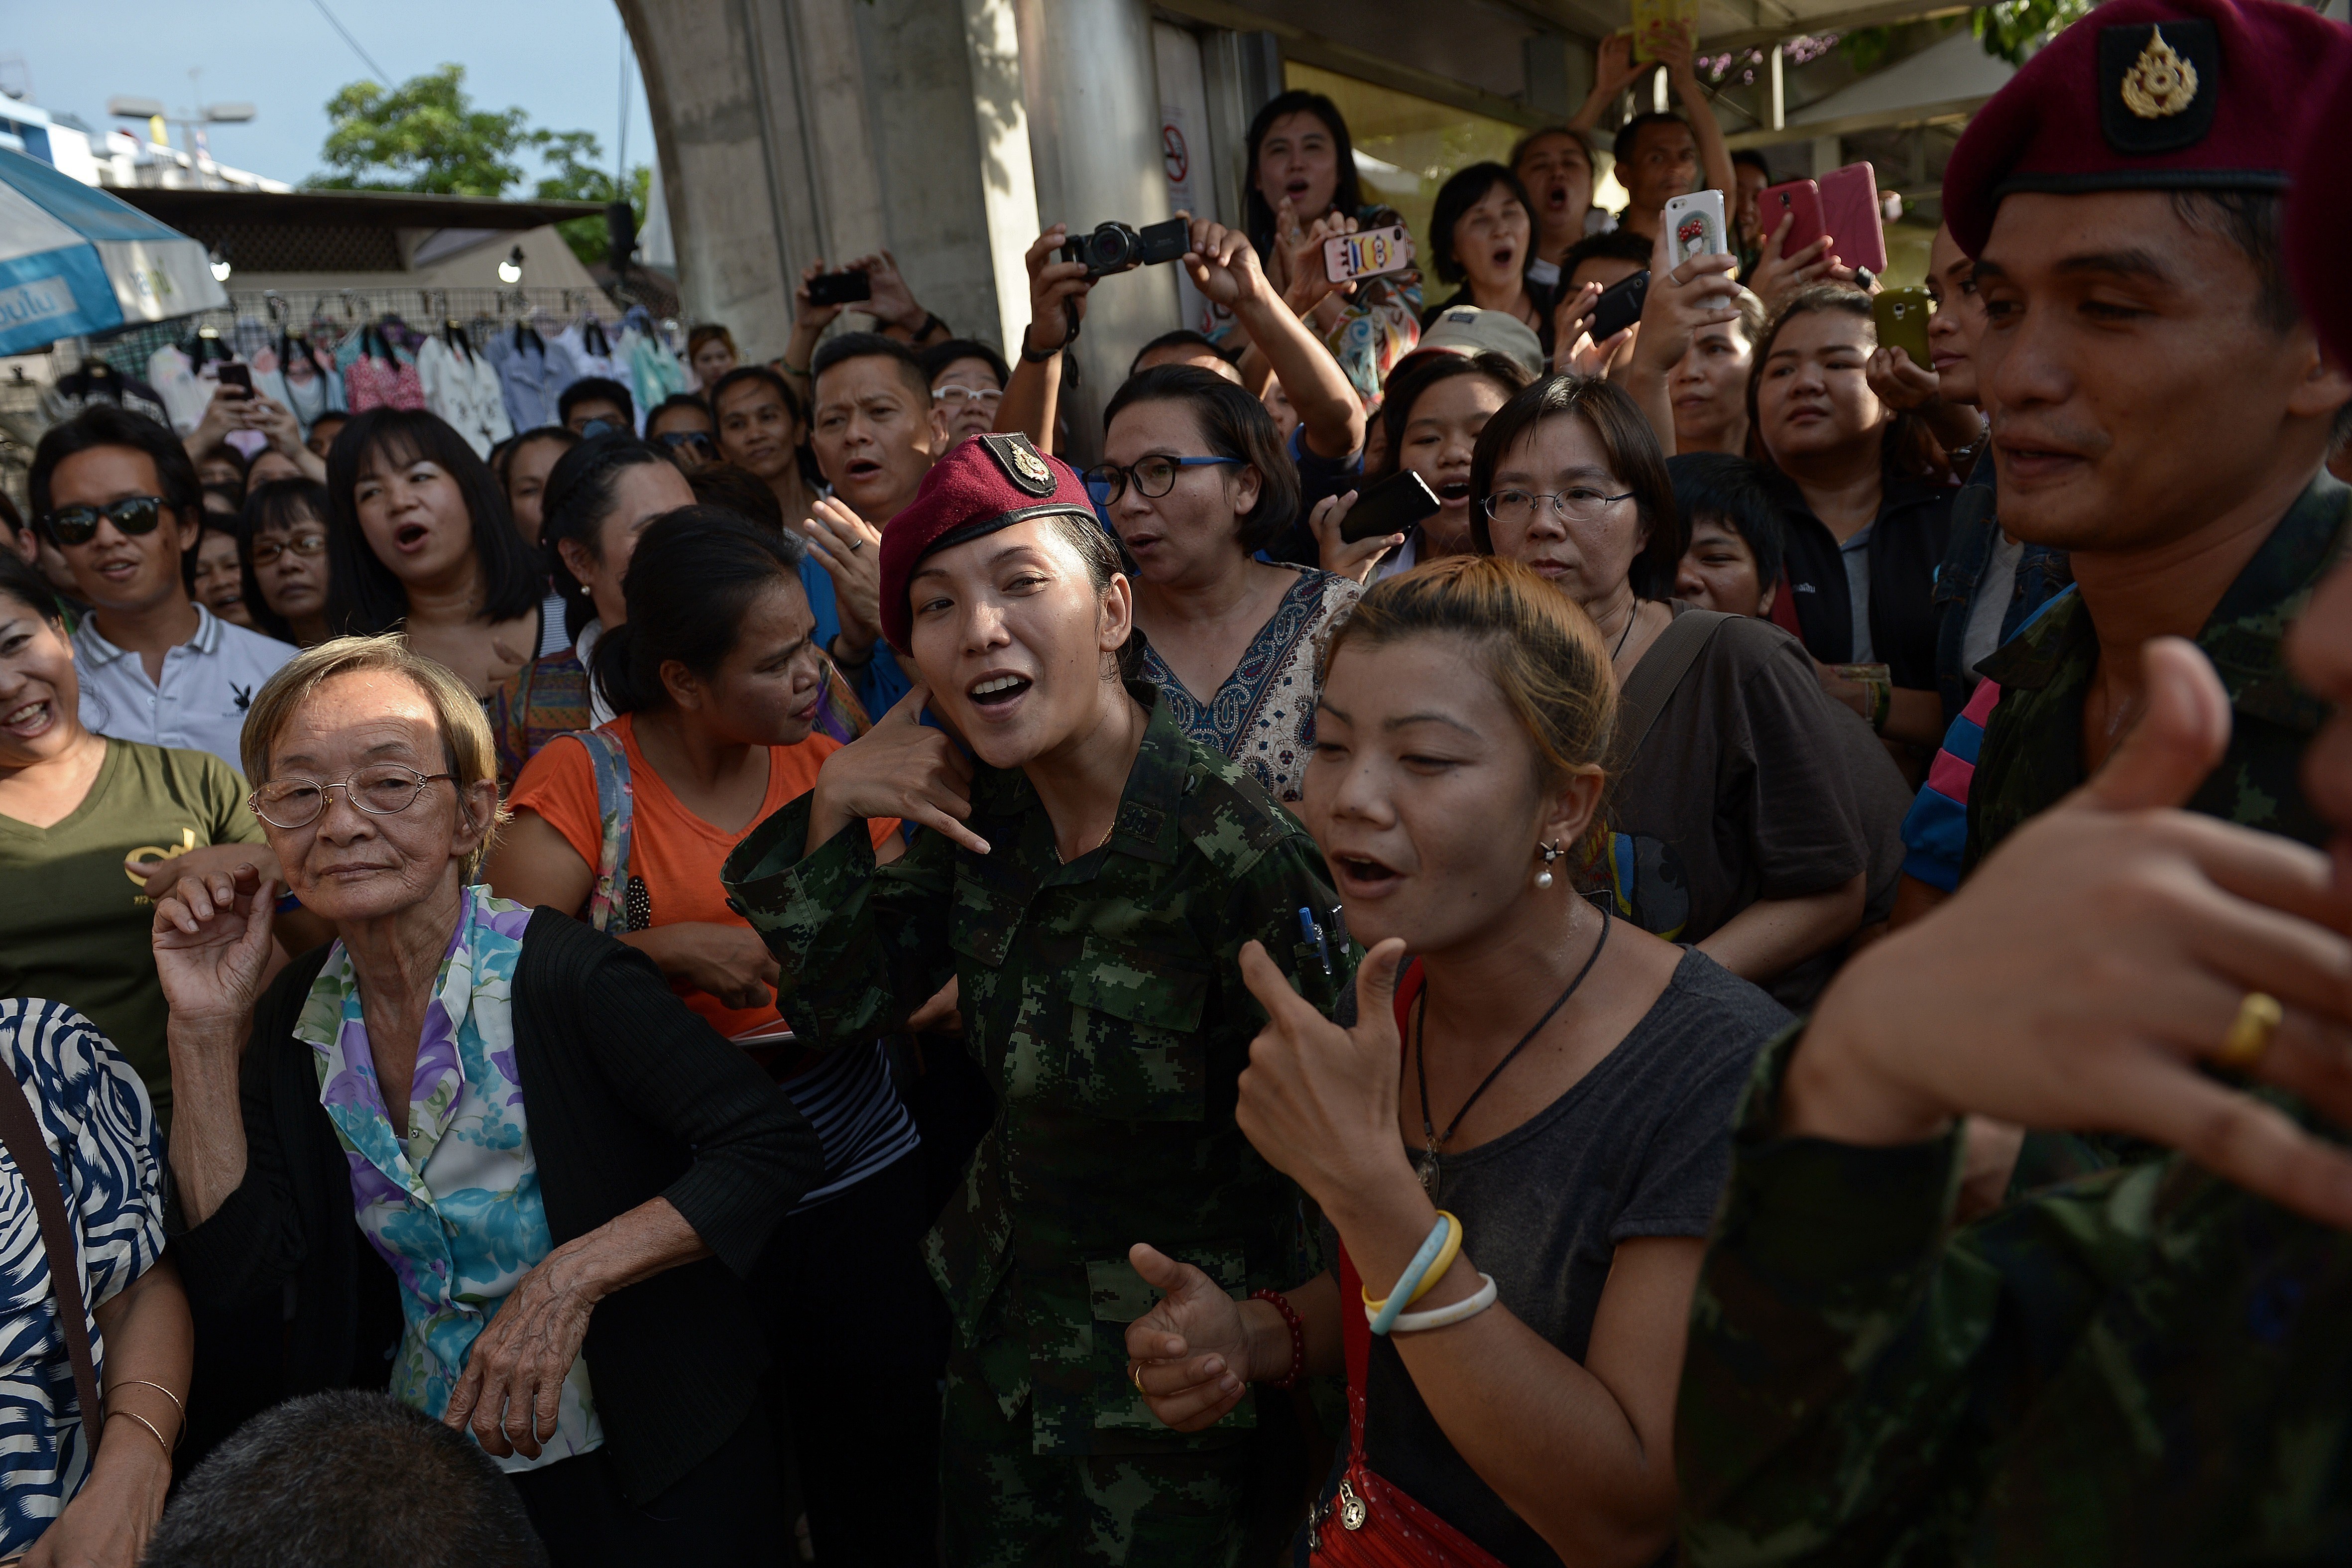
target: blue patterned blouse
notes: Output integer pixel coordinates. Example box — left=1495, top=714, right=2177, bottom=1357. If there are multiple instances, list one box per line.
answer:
left=293, top=887, right=603, bottom=1471
left=0, top=999, right=165, bottom=1554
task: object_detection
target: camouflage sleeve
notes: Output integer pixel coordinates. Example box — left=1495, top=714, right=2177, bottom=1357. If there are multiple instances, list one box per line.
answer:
left=1209, top=828, right=1354, bottom=1026
left=719, top=793, right=957, bottom=1049
left=1678, top=1024, right=2155, bottom=1566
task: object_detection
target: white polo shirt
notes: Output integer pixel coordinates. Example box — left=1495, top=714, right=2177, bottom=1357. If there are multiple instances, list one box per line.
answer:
left=73, top=605, right=297, bottom=776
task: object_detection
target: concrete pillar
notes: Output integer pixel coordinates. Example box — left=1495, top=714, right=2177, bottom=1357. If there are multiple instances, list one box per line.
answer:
left=960, top=0, right=1044, bottom=354
left=1810, top=134, right=1844, bottom=177
left=1015, top=0, right=1181, bottom=460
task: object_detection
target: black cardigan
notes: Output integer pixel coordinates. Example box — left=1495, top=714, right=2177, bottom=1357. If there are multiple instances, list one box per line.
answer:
left=167, top=908, right=823, bottom=1504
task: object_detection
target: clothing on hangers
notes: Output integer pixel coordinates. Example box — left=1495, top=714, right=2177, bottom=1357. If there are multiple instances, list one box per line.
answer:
left=418, top=332, right=513, bottom=456
left=145, top=345, right=210, bottom=435
left=344, top=321, right=425, bottom=413
left=485, top=322, right=562, bottom=432
left=37, top=361, right=172, bottom=430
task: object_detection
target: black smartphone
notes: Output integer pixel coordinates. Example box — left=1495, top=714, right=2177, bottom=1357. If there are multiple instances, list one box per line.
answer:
left=1587, top=270, right=1650, bottom=341
left=807, top=269, right=872, bottom=307
left=216, top=362, right=252, bottom=397
left=1339, top=470, right=1441, bottom=544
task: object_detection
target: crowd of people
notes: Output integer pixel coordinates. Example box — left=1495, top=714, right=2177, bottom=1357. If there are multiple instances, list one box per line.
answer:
left=0, top=0, right=2349, bottom=1561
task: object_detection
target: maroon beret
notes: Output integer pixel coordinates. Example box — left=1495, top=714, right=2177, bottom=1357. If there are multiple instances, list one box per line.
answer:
left=2285, top=51, right=2352, bottom=372
left=877, top=431, right=1099, bottom=653
left=1943, top=0, right=2352, bottom=257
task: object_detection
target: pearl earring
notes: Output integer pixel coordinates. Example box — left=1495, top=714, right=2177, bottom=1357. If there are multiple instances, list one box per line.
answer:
left=1535, top=841, right=1561, bottom=890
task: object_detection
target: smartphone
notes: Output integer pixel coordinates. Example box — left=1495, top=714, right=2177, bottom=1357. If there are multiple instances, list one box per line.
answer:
left=1588, top=270, right=1650, bottom=341
left=1759, top=178, right=1825, bottom=262
left=1661, top=191, right=1727, bottom=266
left=1818, top=163, right=1888, bottom=276
left=1323, top=224, right=1414, bottom=284
left=215, top=362, right=252, bottom=397
left=1338, top=470, right=1441, bottom=544
left=807, top=269, right=872, bottom=307
left=1872, top=288, right=1933, bottom=371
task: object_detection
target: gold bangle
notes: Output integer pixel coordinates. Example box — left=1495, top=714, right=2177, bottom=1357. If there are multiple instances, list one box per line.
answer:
left=107, top=1408, right=172, bottom=1459
left=108, top=1379, right=186, bottom=1449
left=2218, top=991, right=2282, bottom=1071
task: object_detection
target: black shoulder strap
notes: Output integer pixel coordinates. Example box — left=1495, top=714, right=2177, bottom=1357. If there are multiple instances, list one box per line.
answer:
left=0, top=1059, right=102, bottom=1455
left=1613, top=608, right=1731, bottom=766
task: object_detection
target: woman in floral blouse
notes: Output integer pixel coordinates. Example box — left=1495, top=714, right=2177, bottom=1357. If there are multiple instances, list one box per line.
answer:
left=152, top=635, right=819, bottom=1566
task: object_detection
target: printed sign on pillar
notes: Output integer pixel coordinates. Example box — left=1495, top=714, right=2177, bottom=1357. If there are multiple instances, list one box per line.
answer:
left=1160, top=104, right=1223, bottom=338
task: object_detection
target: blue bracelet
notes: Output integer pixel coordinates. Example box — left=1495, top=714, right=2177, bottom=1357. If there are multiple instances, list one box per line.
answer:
left=1368, top=1215, right=1454, bottom=1337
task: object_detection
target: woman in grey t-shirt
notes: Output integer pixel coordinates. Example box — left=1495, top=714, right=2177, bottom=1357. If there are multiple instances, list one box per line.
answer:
left=1123, top=556, right=1788, bottom=1567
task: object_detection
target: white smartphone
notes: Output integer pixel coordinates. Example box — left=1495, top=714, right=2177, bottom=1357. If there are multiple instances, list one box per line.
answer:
left=1662, top=190, right=1728, bottom=265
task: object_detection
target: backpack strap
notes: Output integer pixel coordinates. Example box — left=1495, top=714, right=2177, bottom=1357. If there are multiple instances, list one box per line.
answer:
left=0, top=1055, right=102, bottom=1461
left=1613, top=608, right=1731, bottom=768
left=567, top=729, right=638, bottom=934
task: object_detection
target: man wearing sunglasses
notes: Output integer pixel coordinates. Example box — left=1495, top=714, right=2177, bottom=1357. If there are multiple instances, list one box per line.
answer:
left=645, top=393, right=720, bottom=472
left=29, top=407, right=296, bottom=776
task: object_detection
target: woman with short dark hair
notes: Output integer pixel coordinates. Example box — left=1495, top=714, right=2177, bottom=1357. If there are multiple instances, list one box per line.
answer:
left=323, top=410, right=552, bottom=697
left=239, top=479, right=335, bottom=647
left=1475, top=374, right=1908, bottom=1000
left=1422, top=163, right=1556, bottom=357
left=1094, top=364, right=1355, bottom=803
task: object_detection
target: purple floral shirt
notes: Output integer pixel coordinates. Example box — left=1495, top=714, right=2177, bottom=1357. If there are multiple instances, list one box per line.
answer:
left=293, top=887, right=602, bottom=1471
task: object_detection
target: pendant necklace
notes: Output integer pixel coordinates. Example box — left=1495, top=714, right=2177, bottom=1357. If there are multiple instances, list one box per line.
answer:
left=1412, top=901, right=1612, bottom=1198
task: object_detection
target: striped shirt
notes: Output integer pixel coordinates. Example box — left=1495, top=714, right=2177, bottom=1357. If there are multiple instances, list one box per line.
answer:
left=778, top=1041, right=920, bottom=1212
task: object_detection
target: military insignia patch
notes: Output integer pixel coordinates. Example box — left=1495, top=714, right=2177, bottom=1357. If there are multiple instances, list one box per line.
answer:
left=2099, top=19, right=2218, bottom=155
left=979, top=432, right=1057, bottom=497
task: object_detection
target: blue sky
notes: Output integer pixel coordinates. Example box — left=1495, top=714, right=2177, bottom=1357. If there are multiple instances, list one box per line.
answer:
left=6, top=0, right=657, bottom=190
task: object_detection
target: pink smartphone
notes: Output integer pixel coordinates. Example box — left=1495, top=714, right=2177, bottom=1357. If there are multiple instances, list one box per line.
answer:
left=1818, top=163, right=1888, bottom=275
left=1758, top=178, right=1825, bottom=262
left=1323, top=225, right=1414, bottom=284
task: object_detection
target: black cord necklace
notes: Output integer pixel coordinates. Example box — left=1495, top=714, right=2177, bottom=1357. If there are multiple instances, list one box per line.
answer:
left=1411, top=901, right=1612, bottom=1198
left=1611, top=603, right=1639, bottom=661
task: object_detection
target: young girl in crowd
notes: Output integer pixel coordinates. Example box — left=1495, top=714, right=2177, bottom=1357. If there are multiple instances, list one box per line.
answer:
left=500, top=426, right=581, bottom=551
left=719, top=433, right=1350, bottom=1566
left=487, top=509, right=934, bottom=1566
left=1124, top=555, right=1789, bottom=1566
left=687, top=322, right=739, bottom=389
left=1475, top=375, right=1907, bottom=999
left=1326, top=351, right=1534, bottom=582
left=1096, top=363, right=1358, bottom=805
left=323, top=409, right=557, bottom=697
left=485, top=435, right=695, bottom=785
left=1233, top=89, right=1422, bottom=404
left=238, top=479, right=334, bottom=646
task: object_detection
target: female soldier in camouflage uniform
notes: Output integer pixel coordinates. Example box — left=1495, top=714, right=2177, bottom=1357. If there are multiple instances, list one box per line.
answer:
left=721, top=432, right=1349, bottom=1566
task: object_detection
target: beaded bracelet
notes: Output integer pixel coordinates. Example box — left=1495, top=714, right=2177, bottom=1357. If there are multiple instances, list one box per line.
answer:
left=1251, top=1288, right=1305, bottom=1390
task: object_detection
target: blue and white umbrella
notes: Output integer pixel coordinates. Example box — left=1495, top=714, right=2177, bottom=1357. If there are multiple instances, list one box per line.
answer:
left=0, top=146, right=228, bottom=355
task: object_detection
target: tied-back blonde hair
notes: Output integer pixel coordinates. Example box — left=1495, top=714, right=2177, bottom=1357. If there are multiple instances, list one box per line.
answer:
left=1321, top=555, right=1617, bottom=858
left=239, top=635, right=508, bottom=875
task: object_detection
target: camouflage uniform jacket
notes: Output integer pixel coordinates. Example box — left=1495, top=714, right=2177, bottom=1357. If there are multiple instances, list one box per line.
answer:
left=1679, top=1024, right=2352, bottom=1565
left=720, top=684, right=1349, bottom=1456
left=1963, top=473, right=2348, bottom=873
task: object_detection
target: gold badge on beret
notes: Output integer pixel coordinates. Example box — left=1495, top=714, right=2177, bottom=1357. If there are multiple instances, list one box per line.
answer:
left=2121, top=26, right=2199, bottom=119
left=978, top=432, right=1057, bottom=497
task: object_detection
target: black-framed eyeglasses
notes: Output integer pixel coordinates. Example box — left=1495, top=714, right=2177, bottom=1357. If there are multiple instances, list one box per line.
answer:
left=1480, top=487, right=1637, bottom=528
left=251, top=767, right=458, bottom=830
left=249, top=531, right=328, bottom=566
left=1081, top=455, right=1242, bottom=504
left=43, top=495, right=169, bottom=547
left=653, top=430, right=717, bottom=455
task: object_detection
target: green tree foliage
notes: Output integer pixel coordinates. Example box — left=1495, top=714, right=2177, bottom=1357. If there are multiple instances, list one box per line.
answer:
left=533, top=130, right=653, bottom=269
left=1970, top=0, right=2096, bottom=64
left=309, top=64, right=539, bottom=196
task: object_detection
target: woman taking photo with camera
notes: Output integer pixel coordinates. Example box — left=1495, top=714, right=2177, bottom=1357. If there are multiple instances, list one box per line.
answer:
left=720, top=432, right=1350, bottom=1567
left=1123, top=556, right=1788, bottom=1567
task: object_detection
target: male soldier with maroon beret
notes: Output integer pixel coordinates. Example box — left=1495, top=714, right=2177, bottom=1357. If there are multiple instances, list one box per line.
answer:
left=1673, top=1, right=2352, bottom=1562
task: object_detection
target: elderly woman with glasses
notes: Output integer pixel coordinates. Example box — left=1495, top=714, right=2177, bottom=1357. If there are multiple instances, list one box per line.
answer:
left=1471, top=374, right=1912, bottom=1004
left=150, top=636, right=822, bottom=1566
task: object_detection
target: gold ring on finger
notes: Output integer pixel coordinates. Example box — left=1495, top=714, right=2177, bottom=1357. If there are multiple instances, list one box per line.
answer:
left=1128, top=1359, right=1146, bottom=1395
left=2219, top=991, right=2282, bottom=1071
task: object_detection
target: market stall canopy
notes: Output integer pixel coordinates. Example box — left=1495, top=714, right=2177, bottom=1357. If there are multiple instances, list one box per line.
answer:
left=0, top=145, right=228, bottom=355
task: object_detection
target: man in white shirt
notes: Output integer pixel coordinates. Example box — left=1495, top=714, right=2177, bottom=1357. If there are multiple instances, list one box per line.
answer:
left=30, top=407, right=295, bottom=774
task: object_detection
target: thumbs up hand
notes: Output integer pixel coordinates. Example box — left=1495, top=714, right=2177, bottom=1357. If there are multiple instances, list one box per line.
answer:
left=1783, top=638, right=2352, bottom=1228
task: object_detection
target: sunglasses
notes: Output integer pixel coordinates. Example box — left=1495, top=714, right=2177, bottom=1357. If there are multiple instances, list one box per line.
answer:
left=43, top=495, right=170, bottom=547
left=653, top=430, right=716, bottom=455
